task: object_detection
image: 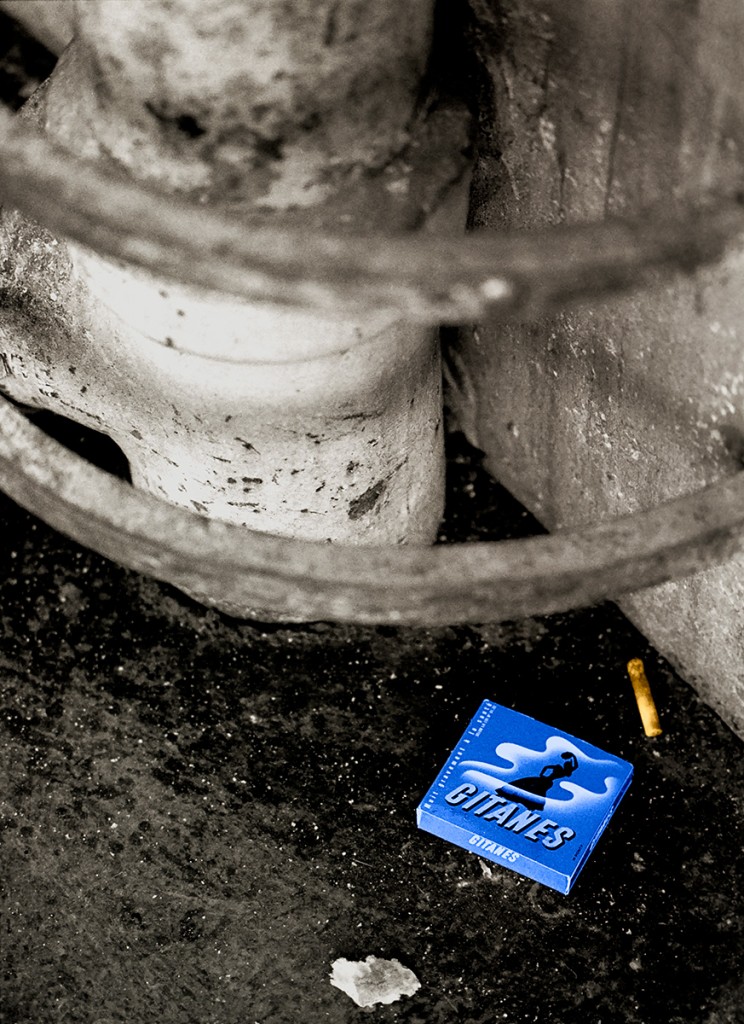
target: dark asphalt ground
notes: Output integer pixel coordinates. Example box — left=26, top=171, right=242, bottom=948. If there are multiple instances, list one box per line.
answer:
left=0, top=425, right=742, bottom=1024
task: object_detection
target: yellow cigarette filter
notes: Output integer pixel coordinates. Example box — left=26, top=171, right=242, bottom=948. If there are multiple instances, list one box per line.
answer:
left=626, top=658, right=662, bottom=737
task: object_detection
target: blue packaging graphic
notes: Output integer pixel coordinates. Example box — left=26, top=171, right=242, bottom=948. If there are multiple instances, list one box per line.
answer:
left=416, top=701, right=633, bottom=894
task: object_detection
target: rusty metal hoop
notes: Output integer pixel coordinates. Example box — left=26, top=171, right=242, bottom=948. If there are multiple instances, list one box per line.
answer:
left=2, top=397, right=744, bottom=624
left=2, top=110, right=744, bottom=624
left=1, top=108, right=744, bottom=325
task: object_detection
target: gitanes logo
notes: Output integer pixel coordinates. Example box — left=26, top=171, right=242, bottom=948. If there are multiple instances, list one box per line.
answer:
left=444, top=735, right=626, bottom=851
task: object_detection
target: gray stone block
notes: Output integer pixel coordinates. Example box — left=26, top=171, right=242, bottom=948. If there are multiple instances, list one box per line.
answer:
left=451, top=0, right=744, bottom=737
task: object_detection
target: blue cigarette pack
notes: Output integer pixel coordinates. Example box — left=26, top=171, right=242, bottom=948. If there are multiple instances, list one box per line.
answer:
left=416, top=700, right=633, bottom=894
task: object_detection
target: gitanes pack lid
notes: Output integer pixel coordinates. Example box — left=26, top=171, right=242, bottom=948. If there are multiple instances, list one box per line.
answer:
left=416, top=700, right=633, bottom=894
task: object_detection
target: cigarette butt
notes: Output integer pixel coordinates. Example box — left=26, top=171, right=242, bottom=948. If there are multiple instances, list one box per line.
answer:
left=627, top=658, right=662, bottom=737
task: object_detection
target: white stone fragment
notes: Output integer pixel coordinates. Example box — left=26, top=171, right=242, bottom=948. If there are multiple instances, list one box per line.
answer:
left=329, top=955, right=421, bottom=1007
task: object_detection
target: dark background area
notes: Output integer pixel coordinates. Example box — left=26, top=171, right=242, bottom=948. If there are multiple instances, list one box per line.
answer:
left=1, top=13, right=742, bottom=1024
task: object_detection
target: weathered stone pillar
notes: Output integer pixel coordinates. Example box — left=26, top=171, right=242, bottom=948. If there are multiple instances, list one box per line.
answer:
left=450, top=0, right=744, bottom=735
left=0, top=0, right=469, bottom=544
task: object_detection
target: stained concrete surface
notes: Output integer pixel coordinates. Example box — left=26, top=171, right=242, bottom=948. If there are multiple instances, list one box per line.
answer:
left=451, top=0, right=744, bottom=739
left=0, top=427, right=742, bottom=1024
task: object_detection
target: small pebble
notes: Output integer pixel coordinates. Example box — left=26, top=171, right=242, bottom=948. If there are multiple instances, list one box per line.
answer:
left=329, top=955, right=421, bottom=1007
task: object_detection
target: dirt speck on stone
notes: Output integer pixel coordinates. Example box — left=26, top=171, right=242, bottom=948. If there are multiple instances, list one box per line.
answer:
left=329, top=955, right=421, bottom=1007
